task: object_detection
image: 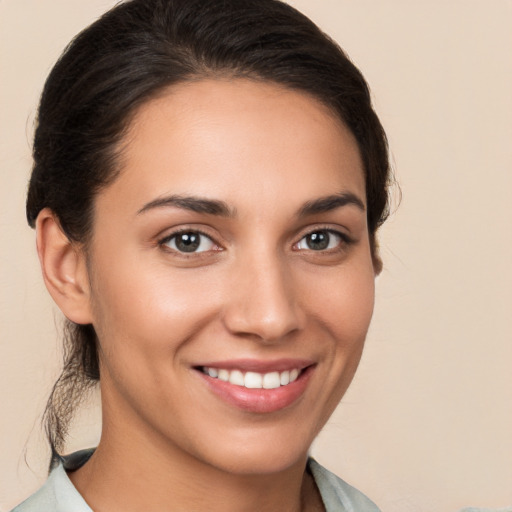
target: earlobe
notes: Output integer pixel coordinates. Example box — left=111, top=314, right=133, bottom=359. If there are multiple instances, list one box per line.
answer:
left=36, top=208, right=93, bottom=325
left=373, top=253, right=383, bottom=276
left=370, top=236, right=383, bottom=276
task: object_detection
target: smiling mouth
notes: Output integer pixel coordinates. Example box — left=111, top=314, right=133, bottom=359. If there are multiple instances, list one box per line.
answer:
left=199, top=366, right=302, bottom=390
left=194, top=360, right=315, bottom=413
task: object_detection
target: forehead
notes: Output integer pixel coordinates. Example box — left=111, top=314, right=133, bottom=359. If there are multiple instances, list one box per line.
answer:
left=103, top=78, right=365, bottom=216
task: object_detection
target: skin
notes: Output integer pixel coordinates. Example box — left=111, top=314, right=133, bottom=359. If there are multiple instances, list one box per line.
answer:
left=37, top=79, right=376, bottom=512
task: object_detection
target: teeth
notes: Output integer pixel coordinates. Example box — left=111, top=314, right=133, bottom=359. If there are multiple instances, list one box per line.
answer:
left=202, top=367, right=302, bottom=389
left=229, top=370, right=244, bottom=386
left=263, top=372, right=280, bottom=389
left=218, top=369, right=229, bottom=382
left=244, top=372, right=263, bottom=388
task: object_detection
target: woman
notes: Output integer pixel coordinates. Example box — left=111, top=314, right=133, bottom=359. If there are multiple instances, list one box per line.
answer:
left=12, top=0, right=390, bottom=510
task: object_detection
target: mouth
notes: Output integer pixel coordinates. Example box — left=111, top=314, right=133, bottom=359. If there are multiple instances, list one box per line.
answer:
left=199, top=366, right=301, bottom=389
left=193, top=360, right=315, bottom=413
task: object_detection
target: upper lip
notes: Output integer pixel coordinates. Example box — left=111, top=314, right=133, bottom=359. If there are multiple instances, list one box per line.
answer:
left=194, top=358, right=315, bottom=373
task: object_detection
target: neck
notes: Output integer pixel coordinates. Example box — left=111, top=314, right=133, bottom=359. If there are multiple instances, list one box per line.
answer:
left=69, top=400, right=322, bottom=512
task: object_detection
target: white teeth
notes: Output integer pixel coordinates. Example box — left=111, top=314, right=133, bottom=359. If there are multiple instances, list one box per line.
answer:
left=203, top=367, right=302, bottom=389
left=229, top=370, right=244, bottom=386
left=244, top=372, right=263, bottom=388
left=263, top=372, right=281, bottom=389
left=218, top=369, right=229, bottom=382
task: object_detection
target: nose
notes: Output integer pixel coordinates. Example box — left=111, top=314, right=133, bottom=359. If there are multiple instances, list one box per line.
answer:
left=222, top=252, right=304, bottom=343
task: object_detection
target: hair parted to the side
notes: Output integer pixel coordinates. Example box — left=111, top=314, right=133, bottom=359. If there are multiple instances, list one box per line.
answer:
left=27, top=0, right=392, bottom=470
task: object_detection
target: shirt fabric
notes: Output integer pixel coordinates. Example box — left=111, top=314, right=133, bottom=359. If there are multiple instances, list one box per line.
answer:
left=11, top=449, right=381, bottom=512
left=458, top=509, right=512, bottom=512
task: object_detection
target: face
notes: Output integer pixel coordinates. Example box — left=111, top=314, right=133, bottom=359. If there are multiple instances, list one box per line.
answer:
left=85, top=79, right=375, bottom=475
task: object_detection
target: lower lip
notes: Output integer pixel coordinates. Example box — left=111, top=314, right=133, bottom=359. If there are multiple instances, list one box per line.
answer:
left=196, top=367, right=314, bottom=414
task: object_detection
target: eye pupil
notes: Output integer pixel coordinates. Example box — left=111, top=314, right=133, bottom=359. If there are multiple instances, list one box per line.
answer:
left=307, top=231, right=329, bottom=250
left=176, top=232, right=200, bottom=252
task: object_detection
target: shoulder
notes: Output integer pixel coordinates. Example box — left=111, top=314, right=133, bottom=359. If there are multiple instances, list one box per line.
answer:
left=10, top=454, right=93, bottom=512
left=10, top=466, right=61, bottom=512
left=457, top=509, right=512, bottom=512
left=308, top=458, right=381, bottom=512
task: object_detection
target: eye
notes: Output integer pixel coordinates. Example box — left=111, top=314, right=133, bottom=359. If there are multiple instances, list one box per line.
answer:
left=161, top=231, right=217, bottom=253
left=295, top=230, right=345, bottom=251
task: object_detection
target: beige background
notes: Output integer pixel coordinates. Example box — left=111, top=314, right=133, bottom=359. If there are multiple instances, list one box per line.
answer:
left=1, top=1, right=511, bottom=511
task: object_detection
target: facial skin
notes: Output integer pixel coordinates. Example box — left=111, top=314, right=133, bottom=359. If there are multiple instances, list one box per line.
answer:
left=45, top=79, right=376, bottom=511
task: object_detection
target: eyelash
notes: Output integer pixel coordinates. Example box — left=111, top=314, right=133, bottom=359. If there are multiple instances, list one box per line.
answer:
left=157, top=226, right=353, bottom=255
left=293, top=228, right=353, bottom=253
left=158, top=228, right=220, bottom=255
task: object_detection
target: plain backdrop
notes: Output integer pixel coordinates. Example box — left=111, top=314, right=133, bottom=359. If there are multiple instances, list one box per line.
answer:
left=1, top=1, right=511, bottom=511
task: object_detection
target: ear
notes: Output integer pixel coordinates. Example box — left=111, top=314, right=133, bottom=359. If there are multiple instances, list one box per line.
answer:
left=373, top=253, right=383, bottom=276
left=36, top=208, right=93, bottom=325
left=370, top=235, right=383, bottom=276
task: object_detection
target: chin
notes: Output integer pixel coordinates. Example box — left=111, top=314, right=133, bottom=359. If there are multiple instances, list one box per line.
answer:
left=184, top=424, right=314, bottom=477
left=207, top=447, right=308, bottom=476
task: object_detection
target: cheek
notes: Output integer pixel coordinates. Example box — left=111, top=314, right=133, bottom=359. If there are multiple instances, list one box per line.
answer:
left=333, top=270, right=375, bottom=339
left=324, top=280, right=374, bottom=384
left=88, top=253, right=229, bottom=371
left=300, top=256, right=375, bottom=393
left=294, top=258, right=375, bottom=428
left=300, top=259, right=375, bottom=345
left=88, top=263, right=222, bottom=419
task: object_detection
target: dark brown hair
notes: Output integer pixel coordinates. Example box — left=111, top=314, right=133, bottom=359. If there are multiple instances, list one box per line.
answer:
left=26, top=0, right=391, bottom=468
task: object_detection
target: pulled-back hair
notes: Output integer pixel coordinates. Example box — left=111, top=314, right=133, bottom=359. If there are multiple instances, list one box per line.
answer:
left=27, top=0, right=391, bottom=468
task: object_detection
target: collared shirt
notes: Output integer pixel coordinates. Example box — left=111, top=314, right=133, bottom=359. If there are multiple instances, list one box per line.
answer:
left=11, top=450, right=381, bottom=512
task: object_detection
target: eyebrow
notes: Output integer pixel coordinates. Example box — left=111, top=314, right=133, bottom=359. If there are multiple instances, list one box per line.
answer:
left=297, top=192, right=365, bottom=217
left=137, top=191, right=365, bottom=218
left=137, top=195, right=235, bottom=217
